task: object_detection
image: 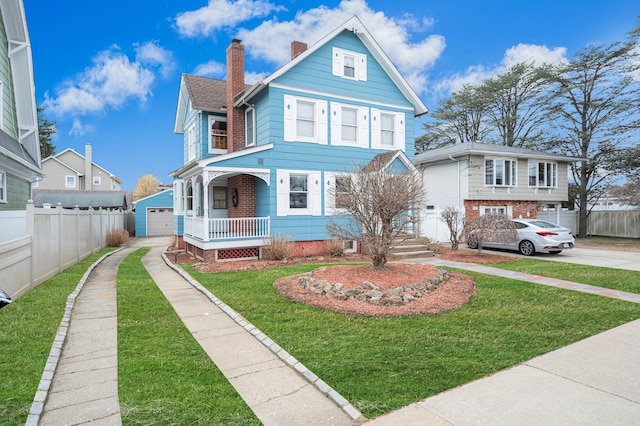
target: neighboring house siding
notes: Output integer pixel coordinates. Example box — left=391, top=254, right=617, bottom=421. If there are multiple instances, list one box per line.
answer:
left=0, top=15, right=17, bottom=138
left=38, top=160, right=79, bottom=190
left=0, top=173, right=29, bottom=210
left=423, top=162, right=465, bottom=209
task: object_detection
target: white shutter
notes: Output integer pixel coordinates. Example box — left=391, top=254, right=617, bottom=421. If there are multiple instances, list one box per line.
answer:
left=370, top=108, right=380, bottom=149
left=324, top=172, right=336, bottom=215
left=310, top=172, right=322, bottom=216
left=317, top=100, right=328, bottom=145
left=276, top=170, right=289, bottom=216
left=358, top=53, right=367, bottom=81
left=283, top=95, right=295, bottom=142
left=332, top=47, right=342, bottom=76
left=358, top=106, right=369, bottom=148
left=330, top=102, right=341, bottom=145
left=395, top=112, right=405, bottom=151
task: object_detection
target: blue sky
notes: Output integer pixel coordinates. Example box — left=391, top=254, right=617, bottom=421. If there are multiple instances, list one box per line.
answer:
left=23, top=0, right=638, bottom=190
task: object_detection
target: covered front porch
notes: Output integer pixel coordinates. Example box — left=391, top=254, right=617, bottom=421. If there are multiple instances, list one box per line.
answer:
left=175, top=165, right=271, bottom=260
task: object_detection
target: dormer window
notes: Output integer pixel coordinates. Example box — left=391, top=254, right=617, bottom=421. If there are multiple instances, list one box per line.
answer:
left=332, top=47, right=367, bottom=81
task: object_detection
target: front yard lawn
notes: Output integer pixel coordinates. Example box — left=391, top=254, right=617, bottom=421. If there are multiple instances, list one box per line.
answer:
left=186, top=264, right=640, bottom=419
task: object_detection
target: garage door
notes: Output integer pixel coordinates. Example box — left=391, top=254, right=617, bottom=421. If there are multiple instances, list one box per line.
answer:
left=147, top=208, right=173, bottom=236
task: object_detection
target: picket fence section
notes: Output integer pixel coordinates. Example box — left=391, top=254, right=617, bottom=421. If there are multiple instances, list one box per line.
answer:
left=0, top=201, right=130, bottom=300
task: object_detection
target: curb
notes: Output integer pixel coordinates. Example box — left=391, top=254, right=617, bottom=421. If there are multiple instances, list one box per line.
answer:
left=161, top=251, right=365, bottom=423
left=25, top=248, right=125, bottom=426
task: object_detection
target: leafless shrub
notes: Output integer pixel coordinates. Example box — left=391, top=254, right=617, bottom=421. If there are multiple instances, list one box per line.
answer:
left=262, top=233, right=294, bottom=261
left=441, top=206, right=466, bottom=250
left=326, top=239, right=345, bottom=257
left=106, top=229, right=130, bottom=247
left=327, top=156, right=426, bottom=269
left=462, top=213, right=518, bottom=255
left=418, top=236, right=441, bottom=252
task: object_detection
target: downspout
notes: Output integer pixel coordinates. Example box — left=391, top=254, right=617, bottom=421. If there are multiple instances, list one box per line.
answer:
left=449, top=156, right=460, bottom=210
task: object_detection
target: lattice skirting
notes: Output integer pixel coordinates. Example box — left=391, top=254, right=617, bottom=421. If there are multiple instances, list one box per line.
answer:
left=216, top=247, right=260, bottom=261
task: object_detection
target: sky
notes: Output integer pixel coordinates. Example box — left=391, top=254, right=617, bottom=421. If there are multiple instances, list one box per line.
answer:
left=23, top=0, right=638, bottom=191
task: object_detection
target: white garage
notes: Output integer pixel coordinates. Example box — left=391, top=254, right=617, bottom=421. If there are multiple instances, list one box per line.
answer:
left=147, top=208, right=174, bottom=236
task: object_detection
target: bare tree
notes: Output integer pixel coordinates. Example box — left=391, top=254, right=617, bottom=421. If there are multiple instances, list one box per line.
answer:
left=440, top=206, right=465, bottom=250
left=326, top=157, right=425, bottom=269
left=463, top=213, right=518, bottom=255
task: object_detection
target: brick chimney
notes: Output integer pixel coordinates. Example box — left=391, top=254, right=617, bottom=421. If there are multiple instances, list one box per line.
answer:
left=291, top=41, right=307, bottom=59
left=226, top=39, right=245, bottom=153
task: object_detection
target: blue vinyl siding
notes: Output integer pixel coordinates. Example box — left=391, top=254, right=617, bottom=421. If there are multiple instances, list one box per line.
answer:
left=134, top=190, right=173, bottom=237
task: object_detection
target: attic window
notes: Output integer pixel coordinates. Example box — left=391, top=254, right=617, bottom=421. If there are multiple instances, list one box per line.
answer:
left=332, top=47, right=367, bottom=81
left=208, top=116, right=227, bottom=152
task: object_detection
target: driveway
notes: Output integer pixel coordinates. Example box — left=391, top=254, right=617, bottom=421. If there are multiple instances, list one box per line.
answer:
left=505, top=247, right=640, bottom=271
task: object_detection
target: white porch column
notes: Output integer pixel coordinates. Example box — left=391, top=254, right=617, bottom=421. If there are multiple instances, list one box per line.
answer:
left=202, top=172, right=210, bottom=239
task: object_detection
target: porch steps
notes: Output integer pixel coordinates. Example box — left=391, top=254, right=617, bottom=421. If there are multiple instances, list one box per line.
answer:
left=389, top=239, right=434, bottom=259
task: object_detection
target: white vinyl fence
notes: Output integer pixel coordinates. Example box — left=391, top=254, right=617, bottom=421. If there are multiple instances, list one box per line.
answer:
left=0, top=201, right=130, bottom=300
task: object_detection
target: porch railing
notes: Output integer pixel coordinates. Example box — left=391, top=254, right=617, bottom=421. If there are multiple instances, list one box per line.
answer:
left=185, top=216, right=270, bottom=241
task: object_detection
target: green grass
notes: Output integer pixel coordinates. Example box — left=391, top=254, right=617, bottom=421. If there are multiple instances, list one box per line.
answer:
left=486, top=259, right=640, bottom=294
left=185, top=264, right=640, bottom=419
left=117, top=248, right=259, bottom=425
left=0, top=249, right=116, bottom=425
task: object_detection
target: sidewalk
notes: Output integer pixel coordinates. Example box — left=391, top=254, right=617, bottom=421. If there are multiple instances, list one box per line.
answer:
left=32, top=238, right=640, bottom=425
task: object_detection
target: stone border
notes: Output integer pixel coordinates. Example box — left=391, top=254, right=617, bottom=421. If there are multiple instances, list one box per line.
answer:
left=161, top=251, right=365, bottom=423
left=26, top=248, right=124, bottom=426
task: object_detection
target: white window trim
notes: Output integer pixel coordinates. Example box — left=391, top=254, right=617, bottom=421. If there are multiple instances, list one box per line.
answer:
left=324, top=171, right=353, bottom=215
left=276, top=169, right=322, bottom=216
left=93, top=176, right=101, bottom=186
left=330, top=102, right=369, bottom=148
left=528, top=160, right=558, bottom=188
left=371, top=109, right=405, bottom=151
left=0, top=171, right=6, bottom=203
left=208, top=115, right=228, bottom=154
left=480, top=205, right=513, bottom=216
left=332, top=47, right=367, bottom=81
left=245, top=107, right=256, bottom=147
left=484, top=158, right=517, bottom=187
left=65, top=175, right=76, bottom=189
left=187, top=123, right=196, bottom=161
left=283, top=95, right=328, bottom=144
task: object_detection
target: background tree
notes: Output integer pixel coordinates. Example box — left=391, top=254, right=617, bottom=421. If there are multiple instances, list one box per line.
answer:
left=37, top=105, right=56, bottom=158
left=133, top=173, right=162, bottom=201
left=481, top=62, right=552, bottom=148
left=545, top=33, right=639, bottom=237
left=607, top=181, right=640, bottom=207
left=326, top=158, right=425, bottom=269
left=440, top=206, right=466, bottom=250
left=463, top=213, right=518, bottom=255
left=416, top=85, right=489, bottom=153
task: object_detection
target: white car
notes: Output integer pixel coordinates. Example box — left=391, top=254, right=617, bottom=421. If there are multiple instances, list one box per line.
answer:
left=467, top=219, right=575, bottom=256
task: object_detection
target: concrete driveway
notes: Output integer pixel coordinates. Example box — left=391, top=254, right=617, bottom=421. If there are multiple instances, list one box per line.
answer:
left=515, top=247, right=640, bottom=271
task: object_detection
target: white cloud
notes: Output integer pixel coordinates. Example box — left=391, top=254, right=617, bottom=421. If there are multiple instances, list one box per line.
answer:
left=43, top=44, right=165, bottom=117
left=235, top=0, right=445, bottom=94
left=193, top=60, right=226, bottom=78
left=175, top=0, right=283, bottom=37
left=245, top=71, right=269, bottom=85
left=135, top=41, right=175, bottom=78
left=432, top=44, right=569, bottom=99
left=68, top=118, right=93, bottom=136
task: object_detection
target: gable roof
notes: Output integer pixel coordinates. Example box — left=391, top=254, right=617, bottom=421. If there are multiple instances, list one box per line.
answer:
left=237, top=16, right=428, bottom=117
left=32, top=190, right=129, bottom=210
left=132, top=188, right=173, bottom=205
left=43, top=148, right=122, bottom=183
left=0, top=127, right=43, bottom=177
left=414, top=142, right=584, bottom=165
left=174, top=74, right=252, bottom=134
left=363, top=150, right=418, bottom=174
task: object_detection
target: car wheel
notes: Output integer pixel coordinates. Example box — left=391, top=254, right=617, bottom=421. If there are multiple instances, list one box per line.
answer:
left=467, top=241, right=478, bottom=249
left=548, top=250, right=562, bottom=255
left=518, top=240, right=536, bottom=256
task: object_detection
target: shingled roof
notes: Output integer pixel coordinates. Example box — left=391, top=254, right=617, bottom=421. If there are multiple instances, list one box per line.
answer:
left=182, top=74, right=252, bottom=113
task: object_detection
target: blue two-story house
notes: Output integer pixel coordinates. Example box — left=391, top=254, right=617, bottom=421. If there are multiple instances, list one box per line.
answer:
left=171, top=16, right=428, bottom=261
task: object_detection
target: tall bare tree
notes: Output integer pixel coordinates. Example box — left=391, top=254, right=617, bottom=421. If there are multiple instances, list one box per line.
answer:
left=326, top=157, right=425, bottom=269
left=545, top=31, right=640, bottom=236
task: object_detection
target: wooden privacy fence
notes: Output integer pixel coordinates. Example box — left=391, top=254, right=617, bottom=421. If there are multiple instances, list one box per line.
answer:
left=0, top=202, right=132, bottom=300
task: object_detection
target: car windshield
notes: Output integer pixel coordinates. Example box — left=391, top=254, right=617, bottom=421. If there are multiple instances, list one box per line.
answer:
left=528, top=220, right=560, bottom=229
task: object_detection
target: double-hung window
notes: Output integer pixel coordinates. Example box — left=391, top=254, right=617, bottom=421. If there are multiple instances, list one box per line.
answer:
left=276, top=169, right=321, bottom=216
left=528, top=161, right=557, bottom=187
left=245, top=108, right=256, bottom=147
left=330, top=102, right=368, bottom=147
left=0, top=171, right=6, bottom=203
left=283, top=95, right=328, bottom=144
left=93, top=176, right=101, bottom=186
left=212, top=187, right=227, bottom=209
left=65, top=175, right=76, bottom=189
left=208, top=116, right=227, bottom=152
left=324, top=172, right=354, bottom=215
left=332, top=47, right=367, bottom=81
left=187, top=124, right=196, bottom=161
left=485, top=158, right=517, bottom=186
left=371, top=109, right=405, bottom=150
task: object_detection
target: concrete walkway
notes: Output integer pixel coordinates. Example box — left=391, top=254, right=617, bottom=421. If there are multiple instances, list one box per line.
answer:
left=30, top=238, right=640, bottom=425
